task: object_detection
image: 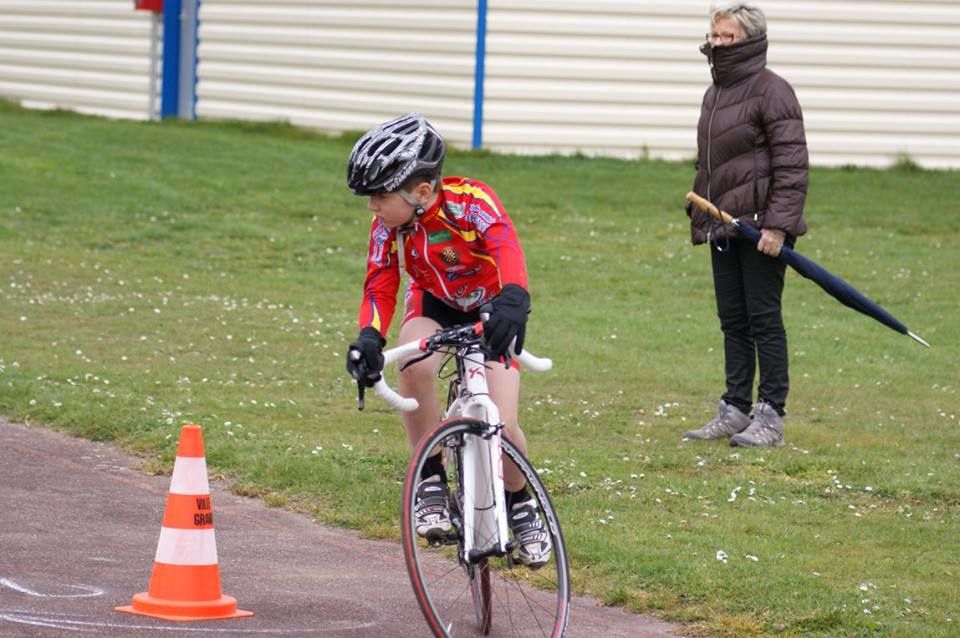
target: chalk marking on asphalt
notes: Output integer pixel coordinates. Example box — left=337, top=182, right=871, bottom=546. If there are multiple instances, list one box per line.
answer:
left=6, top=433, right=407, bottom=568
left=0, top=578, right=104, bottom=598
left=0, top=609, right=379, bottom=634
left=1, top=611, right=84, bottom=632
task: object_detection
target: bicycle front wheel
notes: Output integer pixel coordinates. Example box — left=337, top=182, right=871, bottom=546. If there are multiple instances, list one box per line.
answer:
left=401, top=417, right=571, bottom=638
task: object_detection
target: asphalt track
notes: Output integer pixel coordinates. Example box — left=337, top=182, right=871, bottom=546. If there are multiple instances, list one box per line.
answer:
left=0, top=418, right=686, bottom=638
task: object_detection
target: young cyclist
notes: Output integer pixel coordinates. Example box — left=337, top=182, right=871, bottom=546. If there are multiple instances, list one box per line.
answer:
left=344, top=112, right=551, bottom=568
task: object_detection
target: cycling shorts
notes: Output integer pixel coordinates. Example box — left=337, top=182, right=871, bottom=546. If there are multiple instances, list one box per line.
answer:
left=403, top=288, right=519, bottom=370
left=404, top=287, right=480, bottom=328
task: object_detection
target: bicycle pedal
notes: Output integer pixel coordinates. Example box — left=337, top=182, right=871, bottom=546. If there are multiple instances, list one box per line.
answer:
left=428, top=535, right=458, bottom=547
left=423, top=528, right=459, bottom=546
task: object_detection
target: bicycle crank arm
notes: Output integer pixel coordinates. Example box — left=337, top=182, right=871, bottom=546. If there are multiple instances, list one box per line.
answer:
left=467, top=546, right=507, bottom=564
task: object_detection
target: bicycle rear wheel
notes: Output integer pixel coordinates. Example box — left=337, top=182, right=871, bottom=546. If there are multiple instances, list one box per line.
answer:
left=402, top=417, right=571, bottom=637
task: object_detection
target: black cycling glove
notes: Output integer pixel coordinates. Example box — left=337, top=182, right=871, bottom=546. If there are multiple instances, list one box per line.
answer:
left=482, top=284, right=531, bottom=358
left=346, top=327, right=385, bottom=387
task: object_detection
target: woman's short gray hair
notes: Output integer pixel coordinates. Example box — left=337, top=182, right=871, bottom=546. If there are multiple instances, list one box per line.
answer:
left=711, top=3, right=767, bottom=38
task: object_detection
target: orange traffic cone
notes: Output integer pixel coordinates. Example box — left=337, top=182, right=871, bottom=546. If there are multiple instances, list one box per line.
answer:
left=116, top=424, right=253, bottom=621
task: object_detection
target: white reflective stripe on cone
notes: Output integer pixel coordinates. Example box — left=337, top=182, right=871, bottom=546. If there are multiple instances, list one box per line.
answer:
left=168, top=457, right=210, bottom=495
left=154, top=527, right=219, bottom=565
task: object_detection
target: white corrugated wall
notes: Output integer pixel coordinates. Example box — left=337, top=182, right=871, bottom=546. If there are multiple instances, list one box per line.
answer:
left=1, top=1, right=958, bottom=167
left=482, top=0, right=960, bottom=168
left=0, top=0, right=158, bottom=120
left=194, top=0, right=960, bottom=168
left=195, top=0, right=479, bottom=148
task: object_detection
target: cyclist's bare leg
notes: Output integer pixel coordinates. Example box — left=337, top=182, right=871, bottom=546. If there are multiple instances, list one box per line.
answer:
left=398, top=317, right=529, bottom=492
left=487, top=363, right=528, bottom=492
left=397, top=317, right=444, bottom=449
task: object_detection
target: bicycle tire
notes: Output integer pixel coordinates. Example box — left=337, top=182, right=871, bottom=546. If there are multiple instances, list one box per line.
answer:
left=402, top=417, right=571, bottom=638
left=470, top=553, right=493, bottom=634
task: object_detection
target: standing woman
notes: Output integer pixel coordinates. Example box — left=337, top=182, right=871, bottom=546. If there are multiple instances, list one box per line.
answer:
left=683, top=3, right=808, bottom=448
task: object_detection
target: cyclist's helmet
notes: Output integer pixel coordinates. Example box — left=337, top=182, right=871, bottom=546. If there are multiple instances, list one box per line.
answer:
left=347, top=112, right=446, bottom=196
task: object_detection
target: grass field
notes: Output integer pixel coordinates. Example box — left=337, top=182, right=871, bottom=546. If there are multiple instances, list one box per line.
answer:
left=1, top=101, right=957, bottom=637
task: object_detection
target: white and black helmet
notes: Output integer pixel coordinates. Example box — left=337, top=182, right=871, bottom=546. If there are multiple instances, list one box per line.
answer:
left=346, top=112, right=446, bottom=195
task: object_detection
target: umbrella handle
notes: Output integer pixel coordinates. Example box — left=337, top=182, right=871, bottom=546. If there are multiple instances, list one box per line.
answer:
left=686, top=192, right=736, bottom=226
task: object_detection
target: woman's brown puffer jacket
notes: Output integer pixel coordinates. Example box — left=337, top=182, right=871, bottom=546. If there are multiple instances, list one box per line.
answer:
left=688, top=34, right=808, bottom=245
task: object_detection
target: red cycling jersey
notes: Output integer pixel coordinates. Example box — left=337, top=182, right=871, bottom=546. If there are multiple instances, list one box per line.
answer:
left=358, top=176, right=528, bottom=335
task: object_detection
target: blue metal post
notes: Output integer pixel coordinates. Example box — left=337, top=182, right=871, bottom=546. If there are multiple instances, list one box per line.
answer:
left=472, top=0, right=488, bottom=150
left=160, top=0, right=183, bottom=118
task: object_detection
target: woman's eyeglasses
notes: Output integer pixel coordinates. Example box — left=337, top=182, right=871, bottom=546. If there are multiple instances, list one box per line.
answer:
left=706, top=32, right=738, bottom=45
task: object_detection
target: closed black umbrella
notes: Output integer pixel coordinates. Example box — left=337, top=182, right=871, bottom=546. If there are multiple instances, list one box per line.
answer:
left=686, top=192, right=929, bottom=348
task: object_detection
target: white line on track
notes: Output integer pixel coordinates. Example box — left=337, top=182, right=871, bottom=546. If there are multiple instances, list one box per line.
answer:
left=0, top=578, right=104, bottom=599
left=0, top=609, right=378, bottom=634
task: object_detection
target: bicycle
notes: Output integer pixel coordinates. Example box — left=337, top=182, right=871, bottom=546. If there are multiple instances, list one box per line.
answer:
left=355, top=321, right=571, bottom=637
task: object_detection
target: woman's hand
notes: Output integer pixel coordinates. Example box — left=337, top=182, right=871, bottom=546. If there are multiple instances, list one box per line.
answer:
left=757, top=228, right=786, bottom=257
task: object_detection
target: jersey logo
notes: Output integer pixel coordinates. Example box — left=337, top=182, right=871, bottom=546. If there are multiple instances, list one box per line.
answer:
left=445, top=202, right=465, bottom=219
left=446, top=265, right=480, bottom=281
left=428, top=229, right=452, bottom=244
left=453, top=288, right=485, bottom=310
left=466, top=205, right=496, bottom=233
left=370, top=223, right=391, bottom=266
left=440, top=246, right=459, bottom=264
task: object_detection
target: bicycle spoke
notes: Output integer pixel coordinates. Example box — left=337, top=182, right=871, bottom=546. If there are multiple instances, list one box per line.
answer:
left=495, top=571, right=560, bottom=634
left=403, top=418, right=570, bottom=637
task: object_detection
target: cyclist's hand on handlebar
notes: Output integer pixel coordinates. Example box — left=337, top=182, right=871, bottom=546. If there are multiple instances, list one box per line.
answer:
left=481, top=284, right=530, bottom=358
left=346, top=327, right=385, bottom=387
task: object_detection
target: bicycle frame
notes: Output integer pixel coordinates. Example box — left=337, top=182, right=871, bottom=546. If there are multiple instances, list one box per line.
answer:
left=444, top=347, right=509, bottom=561
left=370, top=324, right=552, bottom=562
left=361, top=323, right=570, bottom=638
